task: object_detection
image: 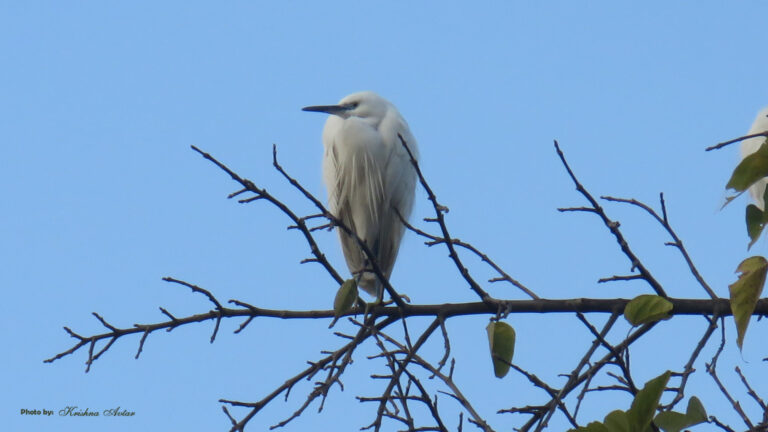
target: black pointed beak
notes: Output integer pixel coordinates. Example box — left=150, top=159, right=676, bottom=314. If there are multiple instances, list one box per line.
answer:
left=302, top=104, right=351, bottom=115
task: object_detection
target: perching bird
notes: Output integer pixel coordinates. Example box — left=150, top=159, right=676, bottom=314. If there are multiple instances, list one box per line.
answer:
left=303, top=91, right=418, bottom=297
left=740, top=106, right=768, bottom=209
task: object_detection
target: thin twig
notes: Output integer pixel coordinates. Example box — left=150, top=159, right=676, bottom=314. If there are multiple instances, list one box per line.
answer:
left=399, top=134, right=496, bottom=305
left=554, top=140, right=667, bottom=297
left=601, top=195, right=716, bottom=299
left=706, top=131, right=768, bottom=152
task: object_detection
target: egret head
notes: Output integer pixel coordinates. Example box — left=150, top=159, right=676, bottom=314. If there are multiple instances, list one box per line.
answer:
left=302, top=91, right=388, bottom=122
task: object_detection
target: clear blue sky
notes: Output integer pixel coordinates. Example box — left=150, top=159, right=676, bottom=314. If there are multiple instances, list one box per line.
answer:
left=3, top=2, right=767, bottom=431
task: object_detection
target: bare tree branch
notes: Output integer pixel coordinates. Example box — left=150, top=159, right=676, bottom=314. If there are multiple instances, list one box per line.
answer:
left=706, top=131, right=768, bottom=151
left=554, top=140, right=667, bottom=297
left=601, top=194, right=717, bottom=299
left=46, top=140, right=768, bottom=432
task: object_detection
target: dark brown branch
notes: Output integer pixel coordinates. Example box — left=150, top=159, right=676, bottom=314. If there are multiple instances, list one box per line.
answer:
left=499, top=363, right=577, bottom=428
left=370, top=319, right=443, bottom=431
left=48, top=137, right=767, bottom=432
left=662, top=316, right=719, bottom=410
left=162, top=276, right=226, bottom=341
left=575, top=313, right=635, bottom=392
left=395, top=208, right=538, bottom=300
left=707, top=320, right=755, bottom=430
left=224, top=314, right=400, bottom=431
left=706, top=131, right=768, bottom=152
left=434, top=317, right=451, bottom=375
left=598, top=274, right=643, bottom=283
left=158, top=307, right=179, bottom=329
left=557, top=207, right=599, bottom=213
left=401, top=368, right=449, bottom=432
left=46, top=295, right=768, bottom=370
left=585, top=385, right=634, bottom=394
left=398, top=134, right=495, bottom=305
left=378, top=335, right=492, bottom=431
left=365, top=328, right=418, bottom=431
left=92, top=312, right=117, bottom=332
left=735, top=366, right=767, bottom=415
left=601, top=195, right=717, bottom=299
left=190, top=145, right=346, bottom=286
left=528, top=313, right=621, bottom=431
left=554, top=140, right=667, bottom=297
left=710, top=415, right=738, bottom=432
left=517, top=321, right=658, bottom=431
left=135, top=328, right=150, bottom=359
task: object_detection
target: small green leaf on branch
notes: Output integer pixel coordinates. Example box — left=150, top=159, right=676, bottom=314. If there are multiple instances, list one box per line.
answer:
left=653, top=396, right=707, bottom=432
left=726, top=140, right=768, bottom=194
left=746, top=204, right=767, bottom=249
left=333, top=279, right=358, bottom=319
left=486, top=321, right=515, bottom=378
left=729, top=256, right=768, bottom=350
left=603, top=410, right=631, bottom=432
left=623, top=295, right=673, bottom=326
left=628, top=370, right=671, bottom=430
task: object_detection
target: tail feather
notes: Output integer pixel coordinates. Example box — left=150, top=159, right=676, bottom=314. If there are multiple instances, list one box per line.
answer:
left=358, top=272, right=380, bottom=296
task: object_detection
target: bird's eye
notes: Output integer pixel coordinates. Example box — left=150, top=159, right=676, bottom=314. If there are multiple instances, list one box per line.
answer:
left=348, top=101, right=359, bottom=109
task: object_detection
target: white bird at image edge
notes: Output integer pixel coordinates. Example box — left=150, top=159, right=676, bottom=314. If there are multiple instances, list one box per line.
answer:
left=740, top=106, right=768, bottom=209
left=303, top=91, right=419, bottom=297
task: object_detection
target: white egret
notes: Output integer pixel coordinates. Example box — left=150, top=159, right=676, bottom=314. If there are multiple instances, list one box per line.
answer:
left=303, top=91, right=418, bottom=297
left=740, top=106, right=768, bottom=209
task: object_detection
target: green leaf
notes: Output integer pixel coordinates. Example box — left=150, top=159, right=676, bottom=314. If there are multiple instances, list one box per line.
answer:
left=653, top=411, right=689, bottom=432
left=726, top=140, right=768, bottom=192
left=567, top=410, right=631, bottom=432
left=746, top=204, right=766, bottom=249
left=653, top=396, right=707, bottom=432
left=685, top=396, right=707, bottom=423
left=623, top=295, right=673, bottom=326
left=486, top=321, right=515, bottom=378
left=729, top=256, right=768, bottom=350
left=570, top=375, right=700, bottom=432
left=747, top=187, right=768, bottom=248
left=603, top=410, right=631, bottom=432
left=333, top=279, right=358, bottom=318
left=568, top=422, right=611, bottom=432
left=628, top=371, right=671, bottom=431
